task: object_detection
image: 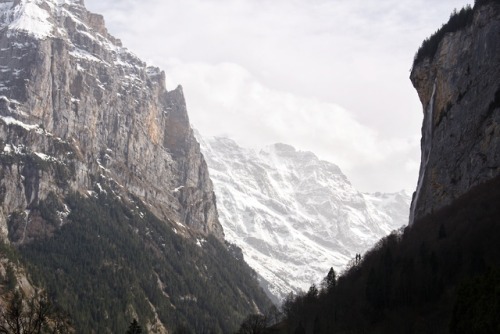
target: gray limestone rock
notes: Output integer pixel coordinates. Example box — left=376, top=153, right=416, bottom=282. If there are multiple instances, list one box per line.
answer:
left=409, top=2, right=500, bottom=224
left=0, top=0, right=223, bottom=241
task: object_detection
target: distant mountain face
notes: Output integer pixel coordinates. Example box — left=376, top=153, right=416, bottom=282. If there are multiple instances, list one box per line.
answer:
left=198, top=135, right=411, bottom=301
left=0, top=0, right=271, bottom=331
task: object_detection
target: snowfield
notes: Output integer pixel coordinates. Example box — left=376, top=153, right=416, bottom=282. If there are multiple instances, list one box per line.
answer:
left=199, top=134, right=411, bottom=301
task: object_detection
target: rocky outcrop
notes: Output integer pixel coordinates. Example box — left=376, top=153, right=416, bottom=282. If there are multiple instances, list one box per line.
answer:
left=0, top=0, right=223, bottom=240
left=409, top=1, right=500, bottom=224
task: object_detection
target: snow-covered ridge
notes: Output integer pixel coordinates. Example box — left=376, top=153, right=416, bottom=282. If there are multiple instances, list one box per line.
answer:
left=198, top=134, right=411, bottom=301
left=0, top=0, right=158, bottom=98
left=0, top=0, right=133, bottom=63
left=0, top=0, right=55, bottom=39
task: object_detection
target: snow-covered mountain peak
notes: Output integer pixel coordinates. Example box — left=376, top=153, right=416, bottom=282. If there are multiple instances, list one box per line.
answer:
left=0, top=0, right=53, bottom=39
left=0, top=0, right=124, bottom=50
left=261, top=143, right=346, bottom=180
left=199, top=134, right=411, bottom=301
left=0, top=0, right=158, bottom=95
left=0, top=0, right=85, bottom=39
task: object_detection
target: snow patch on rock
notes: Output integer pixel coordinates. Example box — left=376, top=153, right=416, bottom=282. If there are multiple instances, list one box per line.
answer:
left=1, top=0, right=54, bottom=39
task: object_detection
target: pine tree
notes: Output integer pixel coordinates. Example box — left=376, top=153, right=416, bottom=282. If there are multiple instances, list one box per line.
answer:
left=126, top=319, right=142, bottom=334
left=322, top=267, right=337, bottom=291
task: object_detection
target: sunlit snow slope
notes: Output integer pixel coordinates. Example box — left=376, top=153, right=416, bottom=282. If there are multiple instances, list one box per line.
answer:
left=198, top=135, right=411, bottom=301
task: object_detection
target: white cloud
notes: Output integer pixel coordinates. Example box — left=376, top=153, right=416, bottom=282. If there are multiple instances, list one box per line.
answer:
left=162, top=61, right=419, bottom=191
left=84, top=0, right=472, bottom=192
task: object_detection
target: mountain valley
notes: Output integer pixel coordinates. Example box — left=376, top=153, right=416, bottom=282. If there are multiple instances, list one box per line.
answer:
left=0, top=0, right=499, bottom=333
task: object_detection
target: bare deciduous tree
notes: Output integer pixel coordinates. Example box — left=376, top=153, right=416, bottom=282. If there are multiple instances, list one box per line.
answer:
left=0, top=291, right=72, bottom=334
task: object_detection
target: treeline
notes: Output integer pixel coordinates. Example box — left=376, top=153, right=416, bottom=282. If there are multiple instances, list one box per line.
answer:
left=243, top=174, right=500, bottom=333
left=412, top=0, right=497, bottom=68
left=17, top=188, right=271, bottom=333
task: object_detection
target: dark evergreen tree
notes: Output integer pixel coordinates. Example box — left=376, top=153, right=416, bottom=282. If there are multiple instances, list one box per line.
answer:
left=322, top=267, right=336, bottom=291
left=413, top=4, right=474, bottom=67
left=306, top=284, right=318, bottom=300
left=126, top=319, right=142, bottom=334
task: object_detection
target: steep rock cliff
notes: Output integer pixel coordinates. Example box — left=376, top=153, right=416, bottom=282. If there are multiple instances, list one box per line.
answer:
left=410, top=1, right=500, bottom=224
left=0, top=1, right=274, bottom=332
left=0, top=0, right=223, bottom=239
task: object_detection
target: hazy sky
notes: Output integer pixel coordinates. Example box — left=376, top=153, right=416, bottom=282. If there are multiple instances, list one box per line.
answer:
left=84, top=0, right=472, bottom=193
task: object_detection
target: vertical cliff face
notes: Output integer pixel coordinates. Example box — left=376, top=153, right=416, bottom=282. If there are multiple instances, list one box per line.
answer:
left=0, top=1, right=274, bottom=331
left=409, top=2, right=500, bottom=224
left=0, top=0, right=223, bottom=239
